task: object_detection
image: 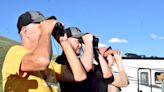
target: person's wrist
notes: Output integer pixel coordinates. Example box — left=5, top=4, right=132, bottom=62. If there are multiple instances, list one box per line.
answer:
left=114, top=58, right=119, bottom=62
left=83, top=39, right=92, bottom=44
left=115, top=60, right=120, bottom=63
left=60, top=40, right=69, bottom=45
left=41, top=29, right=52, bottom=37
left=84, top=42, right=93, bottom=47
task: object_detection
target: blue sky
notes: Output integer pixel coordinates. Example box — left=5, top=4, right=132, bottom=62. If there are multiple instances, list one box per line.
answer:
left=0, top=0, right=164, bottom=57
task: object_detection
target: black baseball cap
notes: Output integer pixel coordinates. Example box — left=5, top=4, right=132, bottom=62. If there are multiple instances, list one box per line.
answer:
left=17, top=10, right=56, bottom=33
left=64, top=27, right=87, bottom=39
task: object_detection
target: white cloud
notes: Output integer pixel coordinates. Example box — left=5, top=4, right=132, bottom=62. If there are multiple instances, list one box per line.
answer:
left=150, top=34, right=164, bottom=40
left=108, top=38, right=128, bottom=43
left=159, top=36, right=164, bottom=40
left=81, top=42, right=108, bottom=49
left=150, top=34, right=157, bottom=39
left=98, top=43, right=108, bottom=48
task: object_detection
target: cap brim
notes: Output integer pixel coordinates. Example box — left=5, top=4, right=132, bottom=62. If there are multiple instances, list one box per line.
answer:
left=33, top=16, right=57, bottom=23
left=72, top=33, right=88, bottom=39
left=47, top=16, right=57, bottom=20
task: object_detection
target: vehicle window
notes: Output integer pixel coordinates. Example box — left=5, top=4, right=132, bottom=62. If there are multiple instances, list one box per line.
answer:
left=155, top=72, right=164, bottom=84
left=140, top=72, right=149, bottom=85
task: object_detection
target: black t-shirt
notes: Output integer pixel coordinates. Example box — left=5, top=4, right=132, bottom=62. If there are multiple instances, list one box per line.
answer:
left=56, top=53, right=114, bottom=92
left=56, top=53, right=92, bottom=92
left=59, top=76, right=92, bottom=92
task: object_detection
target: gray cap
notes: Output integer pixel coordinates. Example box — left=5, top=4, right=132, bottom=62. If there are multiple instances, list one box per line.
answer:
left=17, top=10, right=56, bottom=33
left=64, top=27, right=87, bottom=39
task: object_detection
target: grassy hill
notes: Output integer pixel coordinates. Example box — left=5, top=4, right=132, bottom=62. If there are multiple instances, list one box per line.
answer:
left=0, top=36, right=20, bottom=62
left=0, top=36, right=20, bottom=91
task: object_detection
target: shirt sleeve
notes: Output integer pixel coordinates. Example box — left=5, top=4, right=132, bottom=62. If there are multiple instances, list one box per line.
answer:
left=2, top=45, right=29, bottom=77
left=49, top=61, right=66, bottom=81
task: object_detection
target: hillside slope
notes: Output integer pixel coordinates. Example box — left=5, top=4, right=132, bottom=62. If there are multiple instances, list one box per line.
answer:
left=0, top=36, right=20, bottom=91
left=0, top=36, right=20, bottom=62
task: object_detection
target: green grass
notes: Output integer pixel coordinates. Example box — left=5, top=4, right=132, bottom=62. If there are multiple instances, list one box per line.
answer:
left=0, top=36, right=20, bottom=92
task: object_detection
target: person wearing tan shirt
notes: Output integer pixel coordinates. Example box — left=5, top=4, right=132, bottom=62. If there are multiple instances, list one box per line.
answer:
left=99, top=47, right=129, bottom=92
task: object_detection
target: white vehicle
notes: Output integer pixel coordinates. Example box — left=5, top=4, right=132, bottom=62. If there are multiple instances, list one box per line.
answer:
left=112, top=57, right=164, bottom=92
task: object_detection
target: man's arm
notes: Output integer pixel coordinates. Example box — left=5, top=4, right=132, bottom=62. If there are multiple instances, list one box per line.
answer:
left=80, top=34, right=94, bottom=72
left=110, top=51, right=129, bottom=87
left=98, top=54, right=113, bottom=79
left=59, top=34, right=87, bottom=82
left=21, top=19, right=58, bottom=71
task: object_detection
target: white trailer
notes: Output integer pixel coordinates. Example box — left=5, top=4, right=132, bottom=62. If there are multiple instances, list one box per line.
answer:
left=112, top=58, right=164, bottom=92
